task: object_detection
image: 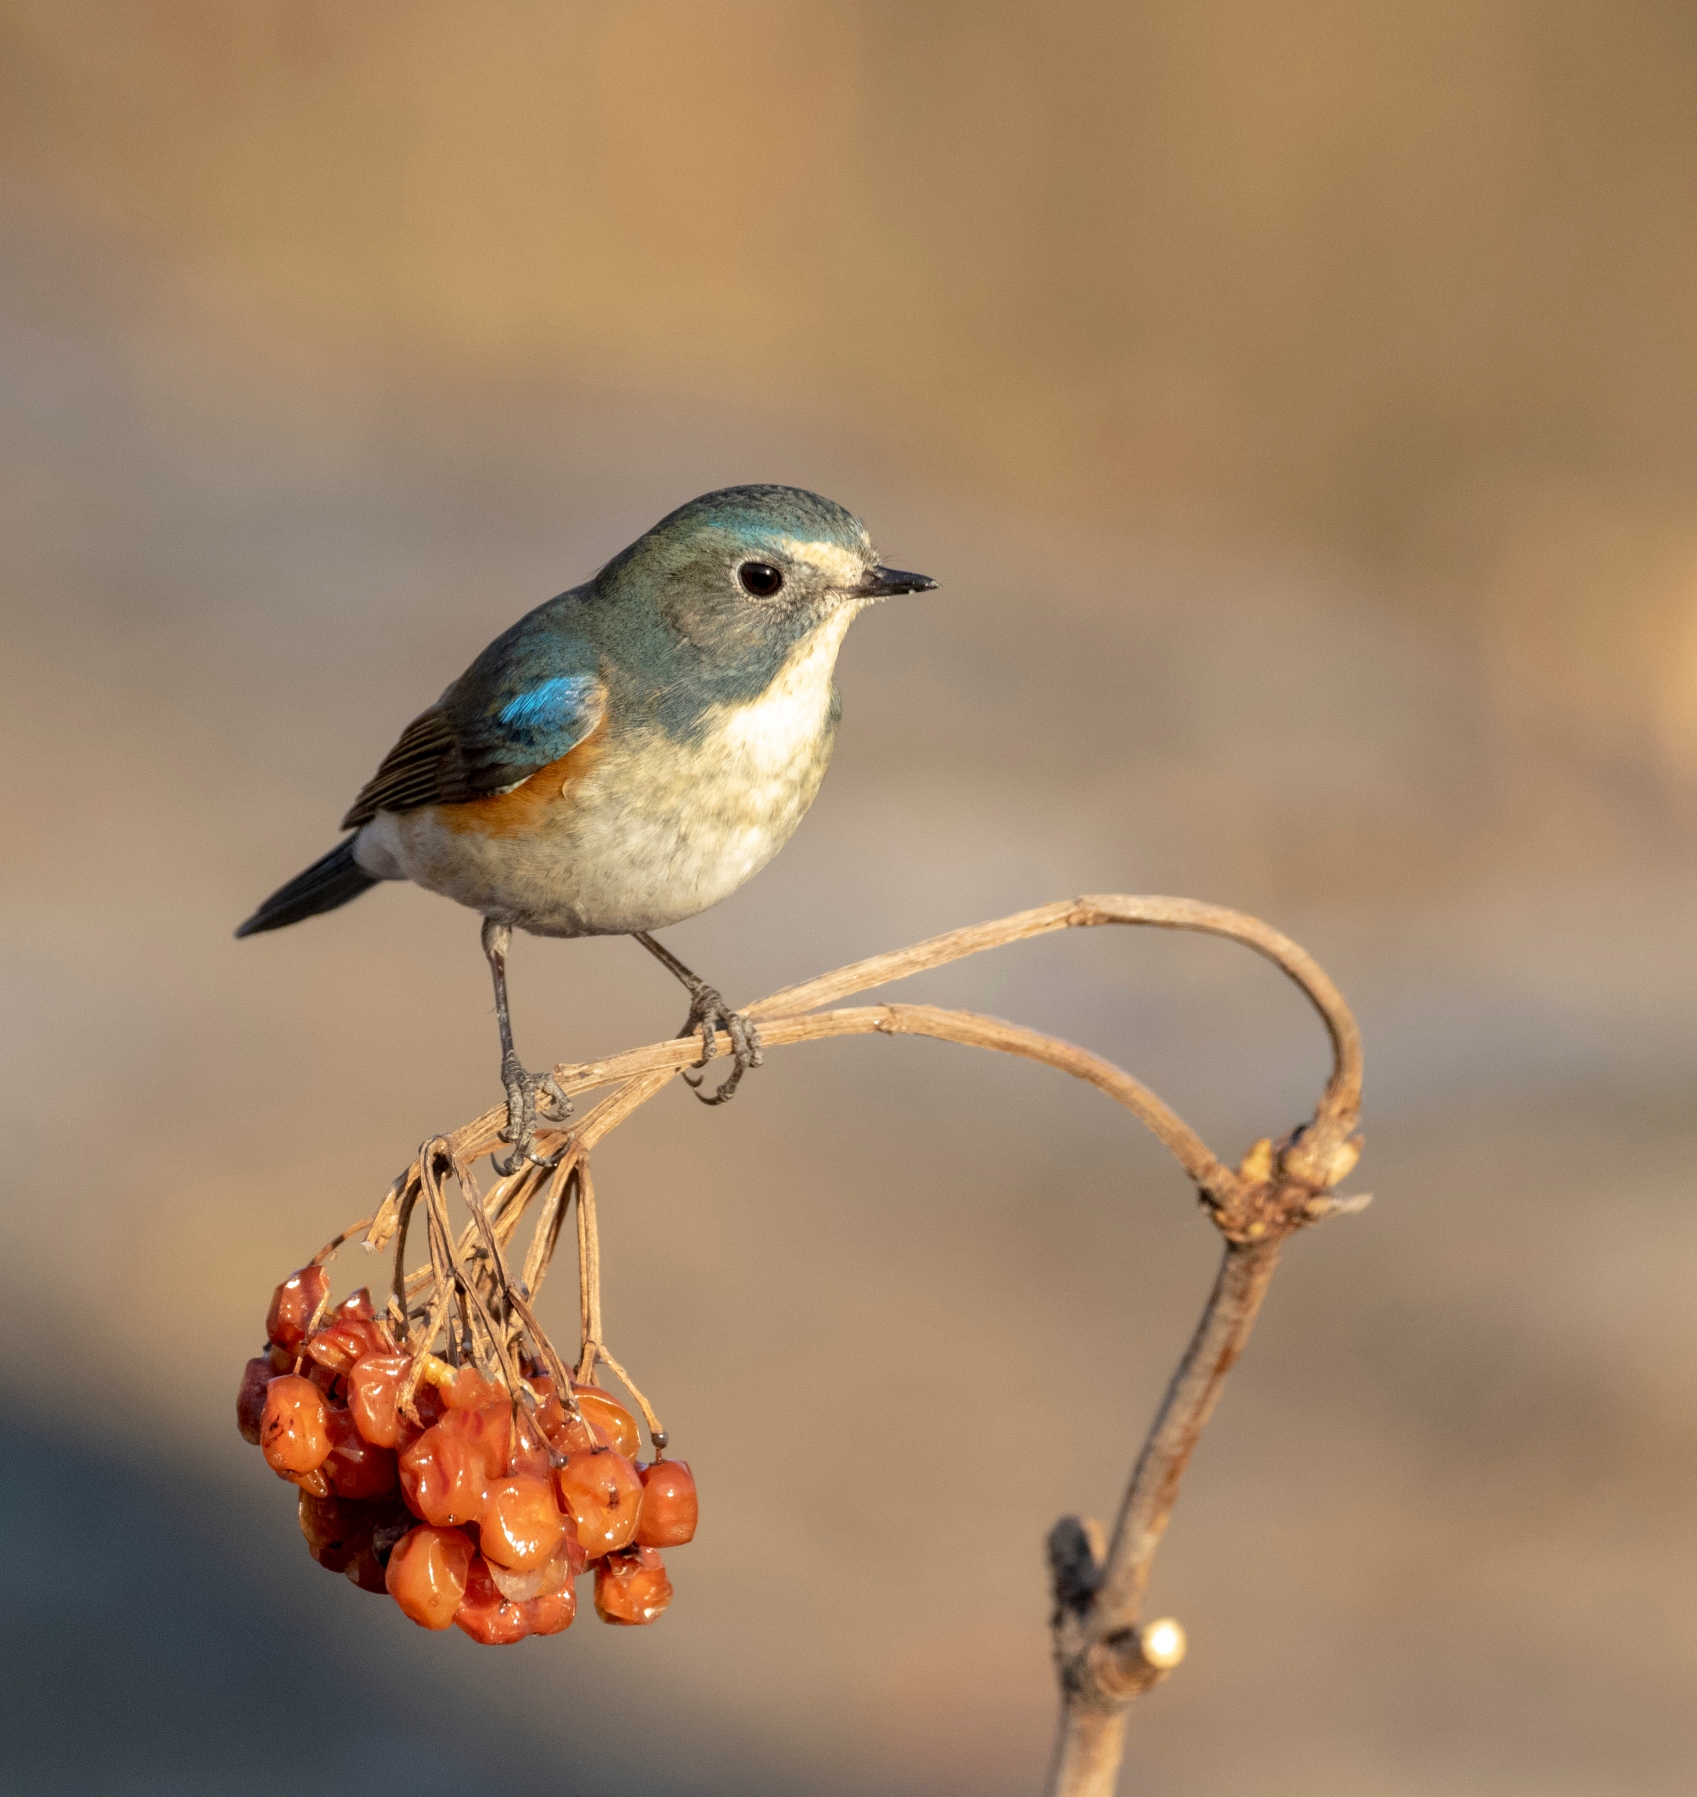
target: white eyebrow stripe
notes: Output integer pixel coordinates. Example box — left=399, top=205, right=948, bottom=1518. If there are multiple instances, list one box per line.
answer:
left=766, top=536, right=868, bottom=588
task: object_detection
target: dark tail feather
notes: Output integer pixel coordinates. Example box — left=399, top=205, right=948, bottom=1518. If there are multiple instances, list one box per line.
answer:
left=235, top=838, right=378, bottom=937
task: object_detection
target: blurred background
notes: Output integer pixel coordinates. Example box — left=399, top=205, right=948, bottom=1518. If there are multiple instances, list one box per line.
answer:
left=2, top=4, right=1694, bottom=1793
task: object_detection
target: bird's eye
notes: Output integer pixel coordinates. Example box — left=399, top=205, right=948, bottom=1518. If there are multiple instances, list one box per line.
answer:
left=737, top=561, right=785, bottom=598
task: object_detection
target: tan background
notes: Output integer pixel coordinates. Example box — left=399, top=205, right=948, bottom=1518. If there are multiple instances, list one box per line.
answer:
left=2, top=5, right=1693, bottom=1793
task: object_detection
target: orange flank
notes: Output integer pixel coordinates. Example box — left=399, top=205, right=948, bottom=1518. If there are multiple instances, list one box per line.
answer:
left=433, top=719, right=607, bottom=839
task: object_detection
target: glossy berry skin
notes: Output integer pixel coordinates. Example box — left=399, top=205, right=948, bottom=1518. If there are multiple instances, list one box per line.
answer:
left=325, top=1406, right=399, bottom=1500
left=635, top=1459, right=697, bottom=1547
left=260, top=1375, right=332, bottom=1475
left=481, top=1475, right=567, bottom=1571
left=347, top=1353, right=413, bottom=1448
left=236, top=1356, right=272, bottom=1446
left=594, top=1544, right=673, bottom=1625
left=297, top=1490, right=372, bottom=1573
left=454, top=1554, right=531, bottom=1645
left=556, top=1449, right=644, bottom=1558
left=266, top=1266, right=330, bottom=1352
left=526, top=1584, right=577, bottom=1635
left=386, top=1524, right=473, bottom=1629
left=573, top=1384, right=642, bottom=1459
left=306, top=1316, right=391, bottom=1378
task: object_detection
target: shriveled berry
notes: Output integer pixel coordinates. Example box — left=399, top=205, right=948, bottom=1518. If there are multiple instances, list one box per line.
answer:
left=334, top=1287, right=376, bottom=1322
left=348, top=1353, right=412, bottom=1447
left=261, top=1375, right=331, bottom=1475
left=325, top=1405, right=398, bottom=1500
left=289, top=1465, right=332, bottom=1498
left=636, top=1459, right=697, bottom=1547
left=266, top=1266, right=330, bottom=1352
left=556, top=1449, right=643, bottom=1558
left=482, top=1474, right=567, bottom=1571
left=526, top=1584, right=577, bottom=1635
left=453, top=1554, right=530, bottom=1645
left=484, top=1531, right=583, bottom=1603
left=594, top=1544, right=673, bottom=1625
left=307, top=1316, right=391, bottom=1378
left=237, top=1356, right=272, bottom=1446
left=573, top=1384, right=642, bottom=1459
left=343, top=1542, right=389, bottom=1593
left=385, top=1524, right=473, bottom=1629
left=443, top=1367, right=506, bottom=1412
left=298, top=1489, right=371, bottom=1573
left=398, top=1407, right=499, bottom=1525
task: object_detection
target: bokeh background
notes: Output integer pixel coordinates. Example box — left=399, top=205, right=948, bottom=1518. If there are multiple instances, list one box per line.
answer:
left=3, top=5, right=1694, bottom=1793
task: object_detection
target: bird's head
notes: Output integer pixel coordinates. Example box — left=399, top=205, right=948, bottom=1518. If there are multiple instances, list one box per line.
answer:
left=594, top=485, right=936, bottom=692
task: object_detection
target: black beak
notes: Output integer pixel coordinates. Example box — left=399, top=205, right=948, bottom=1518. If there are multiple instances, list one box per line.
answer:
left=860, top=564, right=939, bottom=597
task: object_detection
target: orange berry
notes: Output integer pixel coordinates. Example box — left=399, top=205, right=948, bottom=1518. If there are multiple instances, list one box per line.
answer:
left=635, top=1459, right=697, bottom=1548
left=572, top=1384, right=642, bottom=1459
left=236, top=1356, right=272, bottom=1446
left=555, top=1449, right=643, bottom=1558
left=525, top=1584, right=577, bottom=1635
left=385, top=1524, right=473, bottom=1629
left=266, top=1266, right=329, bottom=1353
left=482, top=1474, right=567, bottom=1571
left=443, top=1367, right=506, bottom=1412
left=453, top=1554, right=531, bottom=1645
left=347, top=1353, right=412, bottom=1448
left=306, top=1316, right=392, bottom=1378
left=483, top=1530, right=584, bottom=1603
left=397, top=1408, right=496, bottom=1526
left=325, top=1405, right=399, bottom=1500
left=260, top=1375, right=331, bottom=1475
left=289, top=1465, right=332, bottom=1498
left=334, top=1287, right=376, bottom=1322
left=593, top=1544, right=673, bottom=1626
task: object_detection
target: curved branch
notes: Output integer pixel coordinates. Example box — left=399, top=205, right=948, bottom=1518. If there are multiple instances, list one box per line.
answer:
left=355, top=892, right=1364, bottom=1797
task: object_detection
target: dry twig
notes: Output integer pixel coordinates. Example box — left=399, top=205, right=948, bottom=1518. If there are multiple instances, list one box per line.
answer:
left=316, top=895, right=1362, bottom=1795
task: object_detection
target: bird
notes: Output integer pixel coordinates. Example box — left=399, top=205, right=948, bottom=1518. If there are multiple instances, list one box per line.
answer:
left=236, top=484, right=937, bottom=1170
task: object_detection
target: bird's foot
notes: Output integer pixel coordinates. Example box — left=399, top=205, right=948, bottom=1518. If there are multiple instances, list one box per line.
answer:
left=493, top=1052, right=572, bottom=1174
left=678, top=985, right=764, bottom=1107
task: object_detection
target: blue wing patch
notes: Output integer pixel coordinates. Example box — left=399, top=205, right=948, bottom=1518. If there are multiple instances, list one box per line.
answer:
left=497, top=674, right=602, bottom=734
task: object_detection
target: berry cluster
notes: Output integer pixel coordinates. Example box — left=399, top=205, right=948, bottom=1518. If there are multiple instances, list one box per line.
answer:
left=237, top=1263, right=696, bottom=1643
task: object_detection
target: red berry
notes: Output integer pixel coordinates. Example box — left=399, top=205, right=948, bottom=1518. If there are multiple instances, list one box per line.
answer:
left=481, top=1474, right=567, bottom=1571
left=334, top=1287, right=377, bottom=1322
left=297, top=1489, right=372, bottom=1573
left=266, top=1266, right=330, bottom=1353
left=555, top=1449, right=643, bottom=1559
left=483, top=1531, right=584, bottom=1603
left=525, top=1584, right=577, bottom=1635
left=442, top=1367, right=506, bottom=1412
left=261, top=1375, right=331, bottom=1476
left=593, top=1544, right=673, bottom=1626
left=398, top=1407, right=498, bottom=1526
left=572, top=1384, right=642, bottom=1459
left=306, top=1316, right=392, bottom=1378
left=325, top=1405, right=399, bottom=1500
left=453, top=1554, right=531, bottom=1645
left=237, top=1356, right=272, bottom=1446
left=347, top=1353, right=413, bottom=1448
left=385, top=1524, right=473, bottom=1629
left=635, top=1459, right=697, bottom=1547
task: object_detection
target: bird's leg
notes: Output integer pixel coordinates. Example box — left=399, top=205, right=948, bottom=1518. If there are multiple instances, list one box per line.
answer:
left=631, top=931, right=764, bottom=1106
left=481, top=917, right=570, bottom=1173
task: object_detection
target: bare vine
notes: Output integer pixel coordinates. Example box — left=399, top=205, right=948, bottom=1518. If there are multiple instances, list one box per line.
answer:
left=317, top=895, right=1363, bottom=1797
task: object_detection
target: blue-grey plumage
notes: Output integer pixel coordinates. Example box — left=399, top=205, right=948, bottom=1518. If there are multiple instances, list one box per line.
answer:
left=236, top=485, right=936, bottom=1153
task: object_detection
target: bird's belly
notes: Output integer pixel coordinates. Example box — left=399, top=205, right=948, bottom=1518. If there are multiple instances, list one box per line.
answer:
left=355, top=721, right=834, bottom=937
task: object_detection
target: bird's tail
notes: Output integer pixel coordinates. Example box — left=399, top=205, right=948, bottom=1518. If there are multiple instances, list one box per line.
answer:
left=235, top=837, right=378, bottom=937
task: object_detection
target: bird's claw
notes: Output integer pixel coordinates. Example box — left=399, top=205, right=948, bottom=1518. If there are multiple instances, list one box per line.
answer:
left=493, top=1055, right=573, bottom=1174
left=678, top=985, right=764, bottom=1106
